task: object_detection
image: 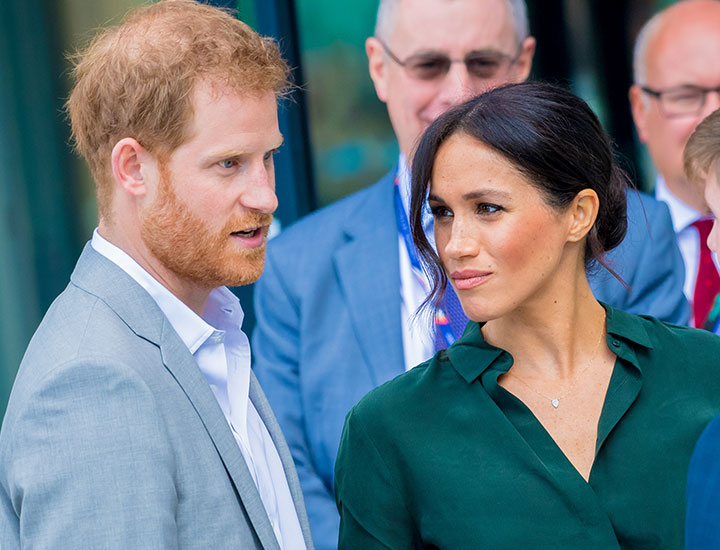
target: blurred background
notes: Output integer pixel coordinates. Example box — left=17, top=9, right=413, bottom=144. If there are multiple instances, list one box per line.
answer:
left=0, top=0, right=673, bottom=417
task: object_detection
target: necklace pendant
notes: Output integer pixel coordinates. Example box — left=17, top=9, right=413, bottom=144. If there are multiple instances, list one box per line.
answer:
left=551, top=398, right=560, bottom=408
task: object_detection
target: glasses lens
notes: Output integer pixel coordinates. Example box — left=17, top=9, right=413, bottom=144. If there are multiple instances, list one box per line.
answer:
left=465, top=53, right=506, bottom=79
left=661, top=88, right=704, bottom=116
left=405, top=55, right=451, bottom=80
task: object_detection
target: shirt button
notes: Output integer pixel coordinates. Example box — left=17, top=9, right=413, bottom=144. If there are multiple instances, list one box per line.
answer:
left=611, top=339, right=621, bottom=348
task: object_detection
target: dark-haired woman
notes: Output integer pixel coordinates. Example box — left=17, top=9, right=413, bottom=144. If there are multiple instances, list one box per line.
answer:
left=334, top=82, right=720, bottom=550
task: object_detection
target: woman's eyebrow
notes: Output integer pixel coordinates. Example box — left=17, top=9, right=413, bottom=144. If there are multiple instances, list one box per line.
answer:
left=428, top=189, right=513, bottom=202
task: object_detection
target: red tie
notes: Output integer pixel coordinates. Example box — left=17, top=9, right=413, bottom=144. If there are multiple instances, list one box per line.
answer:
left=692, top=219, right=720, bottom=329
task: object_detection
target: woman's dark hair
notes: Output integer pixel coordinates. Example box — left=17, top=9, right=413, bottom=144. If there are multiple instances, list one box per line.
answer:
left=410, top=81, right=629, bottom=312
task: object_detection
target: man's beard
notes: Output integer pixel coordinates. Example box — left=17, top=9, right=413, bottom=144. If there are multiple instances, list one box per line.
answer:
left=139, top=167, right=272, bottom=290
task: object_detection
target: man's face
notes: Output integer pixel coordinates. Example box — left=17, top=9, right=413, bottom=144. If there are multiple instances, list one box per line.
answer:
left=704, top=170, right=720, bottom=255
left=366, top=0, right=534, bottom=162
left=140, top=82, right=282, bottom=290
left=630, top=2, right=720, bottom=208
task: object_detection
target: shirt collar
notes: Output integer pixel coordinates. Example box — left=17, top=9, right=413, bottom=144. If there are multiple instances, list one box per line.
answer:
left=655, top=176, right=704, bottom=233
left=446, top=303, right=654, bottom=385
left=91, top=229, right=244, bottom=354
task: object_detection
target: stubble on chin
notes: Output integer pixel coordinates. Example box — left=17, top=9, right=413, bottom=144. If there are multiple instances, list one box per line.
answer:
left=140, top=170, right=272, bottom=290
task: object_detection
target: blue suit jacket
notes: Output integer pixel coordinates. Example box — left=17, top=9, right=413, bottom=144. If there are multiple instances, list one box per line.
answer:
left=252, top=170, right=689, bottom=550
left=0, top=244, right=314, bottom=550
left=687, top=413, right=720, bottom=549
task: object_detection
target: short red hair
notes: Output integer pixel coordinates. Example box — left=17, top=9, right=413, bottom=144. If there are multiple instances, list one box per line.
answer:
left=66, top=0, right=290, bottom=220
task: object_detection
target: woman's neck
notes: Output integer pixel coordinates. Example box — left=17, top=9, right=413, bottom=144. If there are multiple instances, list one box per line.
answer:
left=481, top=273, right=608, bottom=380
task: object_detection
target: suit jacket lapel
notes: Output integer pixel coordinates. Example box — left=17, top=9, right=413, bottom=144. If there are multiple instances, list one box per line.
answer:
left=250, top=373, right=314, bottom=549
left=72, top=244, right=281, bottom=550
left=158, top=329, right=281, bottom=550
left=333, top=172, right=405, bottom=387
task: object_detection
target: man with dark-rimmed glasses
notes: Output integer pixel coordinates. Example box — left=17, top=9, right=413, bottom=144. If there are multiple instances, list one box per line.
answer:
left=630, top=0, right=720, bottom=330
left=253, top=2, right=688, bottom=548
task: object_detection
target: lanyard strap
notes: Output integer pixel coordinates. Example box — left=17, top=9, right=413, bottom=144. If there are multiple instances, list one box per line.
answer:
left=394, top=179, right=456, bottom=346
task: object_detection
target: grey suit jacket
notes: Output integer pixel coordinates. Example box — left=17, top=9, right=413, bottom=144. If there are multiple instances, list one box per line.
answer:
left=0, top=243, right=313, bottom=550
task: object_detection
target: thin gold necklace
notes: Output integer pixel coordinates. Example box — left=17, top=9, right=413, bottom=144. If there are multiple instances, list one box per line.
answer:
left=508, top=359, right=597, bottom=409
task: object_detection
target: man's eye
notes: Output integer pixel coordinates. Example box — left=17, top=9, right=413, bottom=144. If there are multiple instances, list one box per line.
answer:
left=408, top=57, right=448, bottom=79
left=466, top=56, right=501, bottom=78
left=264, top=149, right=277, bottom=161
left=219, top=159, right=237, bottom=169
left=668, top=91, right=702, bottom=104
left=414, top=58, right=445, bottom=70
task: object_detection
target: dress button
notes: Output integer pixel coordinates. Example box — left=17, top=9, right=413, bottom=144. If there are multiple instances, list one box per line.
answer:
left=611, top=339, right=621, bottom=348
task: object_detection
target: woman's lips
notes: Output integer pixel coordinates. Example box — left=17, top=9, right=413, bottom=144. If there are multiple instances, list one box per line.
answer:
left=450, top=269, right=492, bottom=290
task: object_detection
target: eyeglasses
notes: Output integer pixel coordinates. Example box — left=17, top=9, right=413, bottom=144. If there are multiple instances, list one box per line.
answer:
left=640, top=84, right=720, bottom=118
left=376, top=37, right=519, bottom=81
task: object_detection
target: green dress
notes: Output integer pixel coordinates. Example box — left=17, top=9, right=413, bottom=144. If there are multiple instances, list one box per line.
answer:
left=334, top=305, right=720, bottom=549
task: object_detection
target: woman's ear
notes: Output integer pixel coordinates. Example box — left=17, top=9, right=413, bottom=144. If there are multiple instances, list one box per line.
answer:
left=567, top=189, right=600, bottom=242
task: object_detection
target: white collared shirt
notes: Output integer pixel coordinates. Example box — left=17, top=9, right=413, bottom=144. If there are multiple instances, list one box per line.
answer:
left=396, top=155, right=435, bottom=371
left=91, top=230, right=305, bottom=550
left=655, top=178, right=720, bottom=320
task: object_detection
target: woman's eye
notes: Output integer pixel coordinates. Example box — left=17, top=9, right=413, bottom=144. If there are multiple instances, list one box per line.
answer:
left=219, top=159, right=237, bottom=169
left=430, top=205, right=452, bottom=218
left=477, top=203, right=502, bottom=215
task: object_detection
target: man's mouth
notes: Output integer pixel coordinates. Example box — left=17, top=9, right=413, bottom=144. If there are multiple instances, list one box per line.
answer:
left=231, top=227, right=261, bottom=238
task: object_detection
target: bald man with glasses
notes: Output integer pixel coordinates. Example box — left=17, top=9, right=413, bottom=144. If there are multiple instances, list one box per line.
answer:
left=630, top=0, right=720, bottom=331
left=253, top=1, right=688, bottom=548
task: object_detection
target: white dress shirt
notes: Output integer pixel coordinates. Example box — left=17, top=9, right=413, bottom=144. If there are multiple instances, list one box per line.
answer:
left=396, top=155, right=435, bottom=371
left=655, top=178, right=719, bottom=323
left=91, top=230, right=306, bottom=550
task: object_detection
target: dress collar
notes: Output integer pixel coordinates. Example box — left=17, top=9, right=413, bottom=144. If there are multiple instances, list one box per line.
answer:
left=446, top=303, right=654, bottom=385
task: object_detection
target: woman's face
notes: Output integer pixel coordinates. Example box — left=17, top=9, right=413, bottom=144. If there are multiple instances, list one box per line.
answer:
left=429, top=132, right=578, bottom=322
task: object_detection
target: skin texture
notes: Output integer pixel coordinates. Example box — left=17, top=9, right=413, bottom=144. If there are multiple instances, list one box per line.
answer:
left=102, top=80, right=283, bottom=314
left=366, top=0, right=535, bottom=162
left=429, top=132, right=615, bottom=480
left=703, top=171, right=720, bottom=254
left=630, top=0, right=720, bottom=211
left=429, top=133, right=592, bottom=325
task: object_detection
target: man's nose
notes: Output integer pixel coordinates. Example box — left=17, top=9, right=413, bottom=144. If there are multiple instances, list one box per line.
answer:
left=438, top=61, right=476, bottom=106
left=709, top=218, right=720, bottom=256
left=704, top=90, right=720, bottom=116
left=241, top=165, right=278, bottom=214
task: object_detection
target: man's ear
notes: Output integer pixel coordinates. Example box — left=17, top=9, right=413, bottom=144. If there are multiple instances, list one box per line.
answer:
left=567, top=189, right=600, bottom=243
left=366, top=36, right=390, bottom=103
left=629, top=85, right=650, bottom=144
left=513, top=35, right=536, bottom=83
left=111, top=138, right=152, bottom=197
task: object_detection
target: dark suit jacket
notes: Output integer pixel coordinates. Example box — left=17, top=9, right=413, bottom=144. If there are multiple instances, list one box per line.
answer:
left=687, top=413, right=720, bottom=549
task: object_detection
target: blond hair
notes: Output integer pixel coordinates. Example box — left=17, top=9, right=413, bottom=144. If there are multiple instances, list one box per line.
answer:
left=66, top=0, right=290, bottom=220
left=684, top=108, right=720, bottom=188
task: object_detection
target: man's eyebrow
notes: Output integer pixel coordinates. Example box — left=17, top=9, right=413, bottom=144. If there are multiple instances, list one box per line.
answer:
left=410, top=47, right=506, bottom=58
left=202, top=135, right=284, bottom=163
